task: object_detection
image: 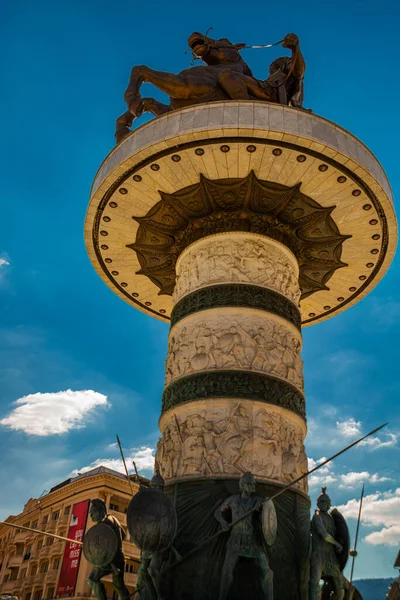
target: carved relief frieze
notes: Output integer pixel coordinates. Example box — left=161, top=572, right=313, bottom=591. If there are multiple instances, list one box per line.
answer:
left=165, top=310, right=303, bottom=391
left=174, top=234, right=301, bottom=305
left=156, top=401, right=308, bottom=493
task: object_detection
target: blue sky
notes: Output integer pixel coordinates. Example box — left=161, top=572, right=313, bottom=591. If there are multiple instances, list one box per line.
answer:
left=1, top=0, right=399, bottom=581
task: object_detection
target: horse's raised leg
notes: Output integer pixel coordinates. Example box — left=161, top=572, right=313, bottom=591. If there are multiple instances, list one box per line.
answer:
left=124, top=65, right=193, bottom=115
left=115, top=99, right=172, bottom=144
left=141, top=98, right=172, bottom=117
left=115, top=110, right=135, bottom=144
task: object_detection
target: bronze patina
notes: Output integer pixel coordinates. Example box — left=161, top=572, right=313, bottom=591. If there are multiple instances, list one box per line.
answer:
left=86, top=499, right=130, bottom=600
left=83, top=522, right=118, bottom=567
left=134, top=471, right=180, bottom=600
left=115, top=31, right=305, bottom=142
left=309, top=487, right=349, bottom=600
left=214, top=472, right=274, bottom=600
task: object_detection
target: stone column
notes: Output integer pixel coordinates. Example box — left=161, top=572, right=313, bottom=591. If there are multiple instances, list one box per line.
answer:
left=157, top=232, right=307, bottom=492
left=156, top=232, right=310, bottom=600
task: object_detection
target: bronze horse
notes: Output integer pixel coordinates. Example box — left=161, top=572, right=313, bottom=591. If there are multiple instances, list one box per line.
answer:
left=115, top=31, right=305, bottom=143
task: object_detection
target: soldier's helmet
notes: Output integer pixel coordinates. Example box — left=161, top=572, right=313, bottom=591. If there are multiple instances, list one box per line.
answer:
left=239, top=472, right=256, bottom=489
left=150, top=469, right=165, bottom=490
left=317, top=486, right=331, bottom=509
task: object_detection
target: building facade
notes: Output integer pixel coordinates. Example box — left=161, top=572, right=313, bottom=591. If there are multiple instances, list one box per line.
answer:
left=0, top=466, right=143, bottom=600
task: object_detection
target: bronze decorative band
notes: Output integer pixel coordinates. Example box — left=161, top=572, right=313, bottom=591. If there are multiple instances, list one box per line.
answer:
left=161, top=371, right=306, bottom=418
left=171, top=284, right=301, bottom=330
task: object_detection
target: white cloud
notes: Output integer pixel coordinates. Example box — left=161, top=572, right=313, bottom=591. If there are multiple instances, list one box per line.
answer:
left=336, top=418, right=362, bottom=438
left=71, top=446, right=155, bottom=477
left=0, top=389, right=108, bottom=436
left=339, top=471, right=392, bottom=488
left=308, top=456, right=337, bottom=488
left=359, top=432, right=398, bottom=450
left=338, top=488, right=400, bottom=547
left=0, top=258, right=10, bottom=268
left=365, top=525, right=400, bottom=546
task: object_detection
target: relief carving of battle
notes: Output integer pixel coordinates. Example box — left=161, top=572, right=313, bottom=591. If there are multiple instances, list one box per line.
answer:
left=156, top=403, right=308, bottom=492
left=165, top=311, right=304, bottom=391
left=173, top=235, right=301, bottom=306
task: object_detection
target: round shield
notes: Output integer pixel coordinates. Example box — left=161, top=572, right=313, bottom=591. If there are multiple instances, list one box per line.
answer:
left=127, top=488, right=177, bottom=553
left=330, top=508, right=350, bottom=571
left=83, top=522, right=118, bottom=567
left=261, top=499, right=277, bottom=546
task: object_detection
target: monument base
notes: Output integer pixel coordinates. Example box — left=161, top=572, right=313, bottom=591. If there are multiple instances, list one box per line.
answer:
left=164, top=479, right=310, bottom=600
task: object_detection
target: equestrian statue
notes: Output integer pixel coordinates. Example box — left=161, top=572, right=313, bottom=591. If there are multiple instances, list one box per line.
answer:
left=115, top=31, right=306, bottom=143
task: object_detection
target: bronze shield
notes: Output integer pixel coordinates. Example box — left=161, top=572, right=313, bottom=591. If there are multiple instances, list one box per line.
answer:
left=330, top=508, right=350, bottom=572
left=83, top=522, right=118, bottom=567
left=261, top=499, right=277, bottom=547
left=127, top=488, right=177, bottom=553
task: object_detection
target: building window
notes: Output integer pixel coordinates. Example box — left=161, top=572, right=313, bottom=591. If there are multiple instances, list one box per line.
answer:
left=31, top=565, right=37, bottom=576
left=23, top=522, right=30, bottom=529
left=42, top=515, right=48, bottom=525
left=40, top=562, right=49, bottom=573
left=47, top=587, right=55, bottom=599
left=109, top=503, right=119, bottom=512
left=37, top=539, right=43, bottom=550
left=53, top=557, right=60, bottom=570
left=33, top=590, right=42, bottom=600
left=46, top=537, right=54, bottom=546
left=31, top=520, right=38, bottom=529
left=25, top=593, right=31, bottom=600
left=51, top=511, right=59, bottom=521
left=125, top=563, right=135, bottom=574
left=21, top=568, right=27, bottom=579
left=63, top=506, right=70, bottom=516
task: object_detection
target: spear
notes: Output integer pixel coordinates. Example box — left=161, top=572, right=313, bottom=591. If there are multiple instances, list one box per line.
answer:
left=0, top=520, right=82, bottom=546
left=349, top=483, right=365, bottom=587
left=165, top=422, right=387, bottom=570
left=116, top=434, right=134, bottom=495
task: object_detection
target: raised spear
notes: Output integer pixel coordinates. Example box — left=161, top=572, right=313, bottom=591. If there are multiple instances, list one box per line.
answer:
left=116, top=434, right=134, bottom=495
left=0, top=520, right=82, bottom=546
left=349, top=483, right=365, bottom=587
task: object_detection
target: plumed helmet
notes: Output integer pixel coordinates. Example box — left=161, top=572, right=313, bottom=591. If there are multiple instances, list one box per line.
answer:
left=317, top=486, right=331, bottom=504
left=150, top=469, right=165, bottom=489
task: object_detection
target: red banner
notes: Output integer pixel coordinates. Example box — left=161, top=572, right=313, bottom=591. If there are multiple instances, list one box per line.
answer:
left=56, top=499, right=90, bottom=596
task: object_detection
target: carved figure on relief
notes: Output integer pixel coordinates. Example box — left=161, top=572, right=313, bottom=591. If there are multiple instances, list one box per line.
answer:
left=165, top=317, right=303, bottom=390
left=174, top=238, right=301, bottom=305
left=156, top=404, right=308, bottom=492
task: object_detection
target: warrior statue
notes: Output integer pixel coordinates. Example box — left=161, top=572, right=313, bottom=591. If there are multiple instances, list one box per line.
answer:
left=116, top=31, right=305, bottom=143
left=86, top=498, right=130, bottom=600
left=214, top=472, right=275, bottom=600
left=309, top=487, right=351, bottom=600
left=135, top=471, right=180, bottom=600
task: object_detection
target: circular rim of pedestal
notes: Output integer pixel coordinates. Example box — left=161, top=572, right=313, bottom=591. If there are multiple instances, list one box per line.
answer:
left=84, top=101, right=397, bottom=327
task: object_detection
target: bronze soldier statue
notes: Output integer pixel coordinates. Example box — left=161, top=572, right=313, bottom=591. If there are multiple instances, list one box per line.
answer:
left=309, top=487, right=351, bottom=600
left=86, top=499, right=130, bottom=600
left=214, top=472, right=274, bottom=600
left=135, top=471, right=180, bottom=600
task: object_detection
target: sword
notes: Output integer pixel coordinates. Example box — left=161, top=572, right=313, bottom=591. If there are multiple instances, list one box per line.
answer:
left=116, top=434, right=134, bottom=495
left=165, top=422, right=388, bottom=570
left=349, top=483, right=365, bottom=586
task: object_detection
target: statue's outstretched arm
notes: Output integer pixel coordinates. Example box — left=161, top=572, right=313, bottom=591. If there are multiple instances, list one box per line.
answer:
left=282, top=33, right=305, bottom=79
